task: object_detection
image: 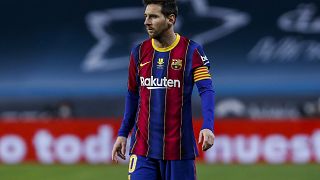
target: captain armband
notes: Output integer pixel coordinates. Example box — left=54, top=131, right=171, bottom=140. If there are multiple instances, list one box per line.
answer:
left=193, top=66, right=211, bottom=82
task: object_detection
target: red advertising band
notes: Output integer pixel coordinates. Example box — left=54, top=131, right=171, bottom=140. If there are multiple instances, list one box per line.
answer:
left=0, top=119, right=319, bottom=164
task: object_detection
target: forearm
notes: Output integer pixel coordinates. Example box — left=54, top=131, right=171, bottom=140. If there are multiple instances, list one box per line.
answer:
left=118, top=90, right=139, bottom=137
left=200, top=90, right=215, bottom=131
left=196, top=79, right=215, bottom=132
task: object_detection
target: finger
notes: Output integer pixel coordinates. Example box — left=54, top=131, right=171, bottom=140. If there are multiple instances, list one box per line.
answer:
left=202, top=145, right=206, bottom=151
left=117, top=150, right=126, bottom=160
left=111, top=147, right=117, bottom=162
left=202, top=134, right=208, bottom=147
left=202, top=142, right=207, bottom=151
left=203, top=142, right=213, bottom=151
left=121, top=142, right=126, bottom=159
left=112, top=141, right=121, bottom=163
left=207, top=134, right=215, bottom=146
left=203, top=134, right=215, bottom=151
left=113, top=155, right=118, bottom=163
left=202, top=134, right=209, bottom=151
left=210, top=135, right=214, bottom=145
left=206, top=135, right=213, bottom=145
left=112, top=149, right=119, bottom=163
left=198, top=131, right=203, bottom=144
left=203, top=133, right=208, bottom=143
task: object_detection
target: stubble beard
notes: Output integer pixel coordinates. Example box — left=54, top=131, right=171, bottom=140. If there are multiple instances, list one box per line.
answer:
left=147, top=23, right=171, bottom=39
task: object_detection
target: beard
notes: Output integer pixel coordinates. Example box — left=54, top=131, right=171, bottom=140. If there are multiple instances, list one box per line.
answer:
left=146, top=23, right=171, bottom=39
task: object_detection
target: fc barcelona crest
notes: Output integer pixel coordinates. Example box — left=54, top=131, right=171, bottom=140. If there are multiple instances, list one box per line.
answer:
left=171, top=59, right=182, bottom=70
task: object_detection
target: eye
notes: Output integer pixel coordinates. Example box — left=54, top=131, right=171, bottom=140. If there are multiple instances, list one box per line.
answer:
left=146, top=14, right=158, bottom=19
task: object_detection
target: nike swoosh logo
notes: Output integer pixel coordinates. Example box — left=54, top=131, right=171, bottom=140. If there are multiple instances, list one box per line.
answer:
left=140, top=61, right=151, bottom=67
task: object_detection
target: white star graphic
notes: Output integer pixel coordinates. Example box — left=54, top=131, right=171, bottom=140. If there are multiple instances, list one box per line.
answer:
left=82, top=0, right=250, bottom=72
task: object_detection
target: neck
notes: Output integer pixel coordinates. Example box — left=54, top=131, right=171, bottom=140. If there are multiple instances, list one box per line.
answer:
left=153, top=30, right=176, bottom=48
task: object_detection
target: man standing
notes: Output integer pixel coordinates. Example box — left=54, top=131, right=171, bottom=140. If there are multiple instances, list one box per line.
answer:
left=112, top=0, right=215, bottom=179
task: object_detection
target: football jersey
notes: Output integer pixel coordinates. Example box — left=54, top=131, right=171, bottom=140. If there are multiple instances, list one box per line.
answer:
left=120, top=34, right=213, bottom=160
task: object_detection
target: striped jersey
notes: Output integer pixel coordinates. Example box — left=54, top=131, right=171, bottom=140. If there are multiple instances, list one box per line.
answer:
left=119, top=34, right=214, bottom=160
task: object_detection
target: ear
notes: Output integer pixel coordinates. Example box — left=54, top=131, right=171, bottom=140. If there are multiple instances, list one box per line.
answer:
left=167, top=14, right=176, bottom=25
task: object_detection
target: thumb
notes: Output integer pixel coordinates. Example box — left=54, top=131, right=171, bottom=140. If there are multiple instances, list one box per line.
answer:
left=198, top=131, right=203, bottom=144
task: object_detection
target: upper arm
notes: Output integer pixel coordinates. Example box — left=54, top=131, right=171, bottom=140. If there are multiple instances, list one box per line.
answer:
left=128, top=46, right=140, bottom=93
left=192, top=45, right=211, bottom=83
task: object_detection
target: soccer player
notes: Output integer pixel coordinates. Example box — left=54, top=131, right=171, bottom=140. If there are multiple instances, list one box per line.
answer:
left=112, top=0, right=215, bottom=179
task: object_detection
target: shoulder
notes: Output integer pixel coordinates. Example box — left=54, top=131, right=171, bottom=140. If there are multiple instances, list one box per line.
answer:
left=131, top=39, right=153, bottom=55
left=189, top=39, right=203, bottom=50
left=130, top=39, right=153, bottom=63
left=131, top=39, right=152, bottom=52
left=179, top=35, right=203, bottom=51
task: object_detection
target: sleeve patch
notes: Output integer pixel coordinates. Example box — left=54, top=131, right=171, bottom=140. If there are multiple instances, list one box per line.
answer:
left=194, top=66, right=211, bottom=82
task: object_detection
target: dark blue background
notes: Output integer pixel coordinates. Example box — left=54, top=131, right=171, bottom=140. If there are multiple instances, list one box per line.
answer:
left=0, top=0, right=319, bottom=98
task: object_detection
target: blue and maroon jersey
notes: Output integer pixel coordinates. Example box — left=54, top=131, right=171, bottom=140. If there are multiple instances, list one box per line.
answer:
left=118, top=34, right=214, bottom=160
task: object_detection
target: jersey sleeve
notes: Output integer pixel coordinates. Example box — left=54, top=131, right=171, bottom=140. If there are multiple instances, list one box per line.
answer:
left=118, top=47, right=140, bottom=137
left=127, top=50, right=139, bottom=93
left=192, top=45, right=211, bottom=83
left=196, top=80, right=215, bottom=131
left=192, top=45, right=215, bottom=132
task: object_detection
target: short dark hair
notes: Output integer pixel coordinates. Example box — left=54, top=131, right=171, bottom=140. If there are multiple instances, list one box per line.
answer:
left=143, top=0, right=178, bottom=18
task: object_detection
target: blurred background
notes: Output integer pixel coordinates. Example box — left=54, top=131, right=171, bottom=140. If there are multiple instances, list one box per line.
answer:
left=0, top=0, right=319, bottom=179
left=1, top=0, right=320, bottom=120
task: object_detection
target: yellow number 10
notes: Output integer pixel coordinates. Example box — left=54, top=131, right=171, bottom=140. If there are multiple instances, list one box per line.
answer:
left=128, top=155, right=137, bottom=173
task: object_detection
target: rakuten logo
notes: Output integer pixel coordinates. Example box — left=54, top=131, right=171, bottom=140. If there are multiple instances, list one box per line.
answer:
left=140, top=76, right=180, bottom=89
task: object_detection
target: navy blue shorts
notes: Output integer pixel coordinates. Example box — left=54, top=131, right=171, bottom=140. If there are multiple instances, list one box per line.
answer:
left=128, top=154, right=197, bottom=180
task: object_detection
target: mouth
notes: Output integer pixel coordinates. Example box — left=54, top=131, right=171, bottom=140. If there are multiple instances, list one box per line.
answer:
left=146, top=27, right=154, bottom=32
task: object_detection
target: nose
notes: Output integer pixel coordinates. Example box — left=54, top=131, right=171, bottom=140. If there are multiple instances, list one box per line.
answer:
left=144, top=17, right=151, bottom=26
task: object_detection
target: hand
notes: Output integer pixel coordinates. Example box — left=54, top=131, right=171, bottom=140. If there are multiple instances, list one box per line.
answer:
left=198, top=129, right=215, bottom=151
left=111, top=136, right=127, bottom=163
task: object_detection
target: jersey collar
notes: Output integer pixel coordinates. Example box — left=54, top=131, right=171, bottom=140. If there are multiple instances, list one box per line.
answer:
left=152, top=34, right=180, bottom=52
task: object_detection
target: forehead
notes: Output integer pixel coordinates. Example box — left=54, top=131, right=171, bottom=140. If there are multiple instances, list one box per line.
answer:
left=144, top=4, right=163, bottom=15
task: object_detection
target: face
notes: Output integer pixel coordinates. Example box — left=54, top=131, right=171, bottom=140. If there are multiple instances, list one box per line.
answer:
left=144, top=4, right=171, bottom=39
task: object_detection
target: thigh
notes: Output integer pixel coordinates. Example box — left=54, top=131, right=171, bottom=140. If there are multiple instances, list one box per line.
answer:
left=160, top=159, right=197, bottom=180
left=128, top=154, right=161, bottom=180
